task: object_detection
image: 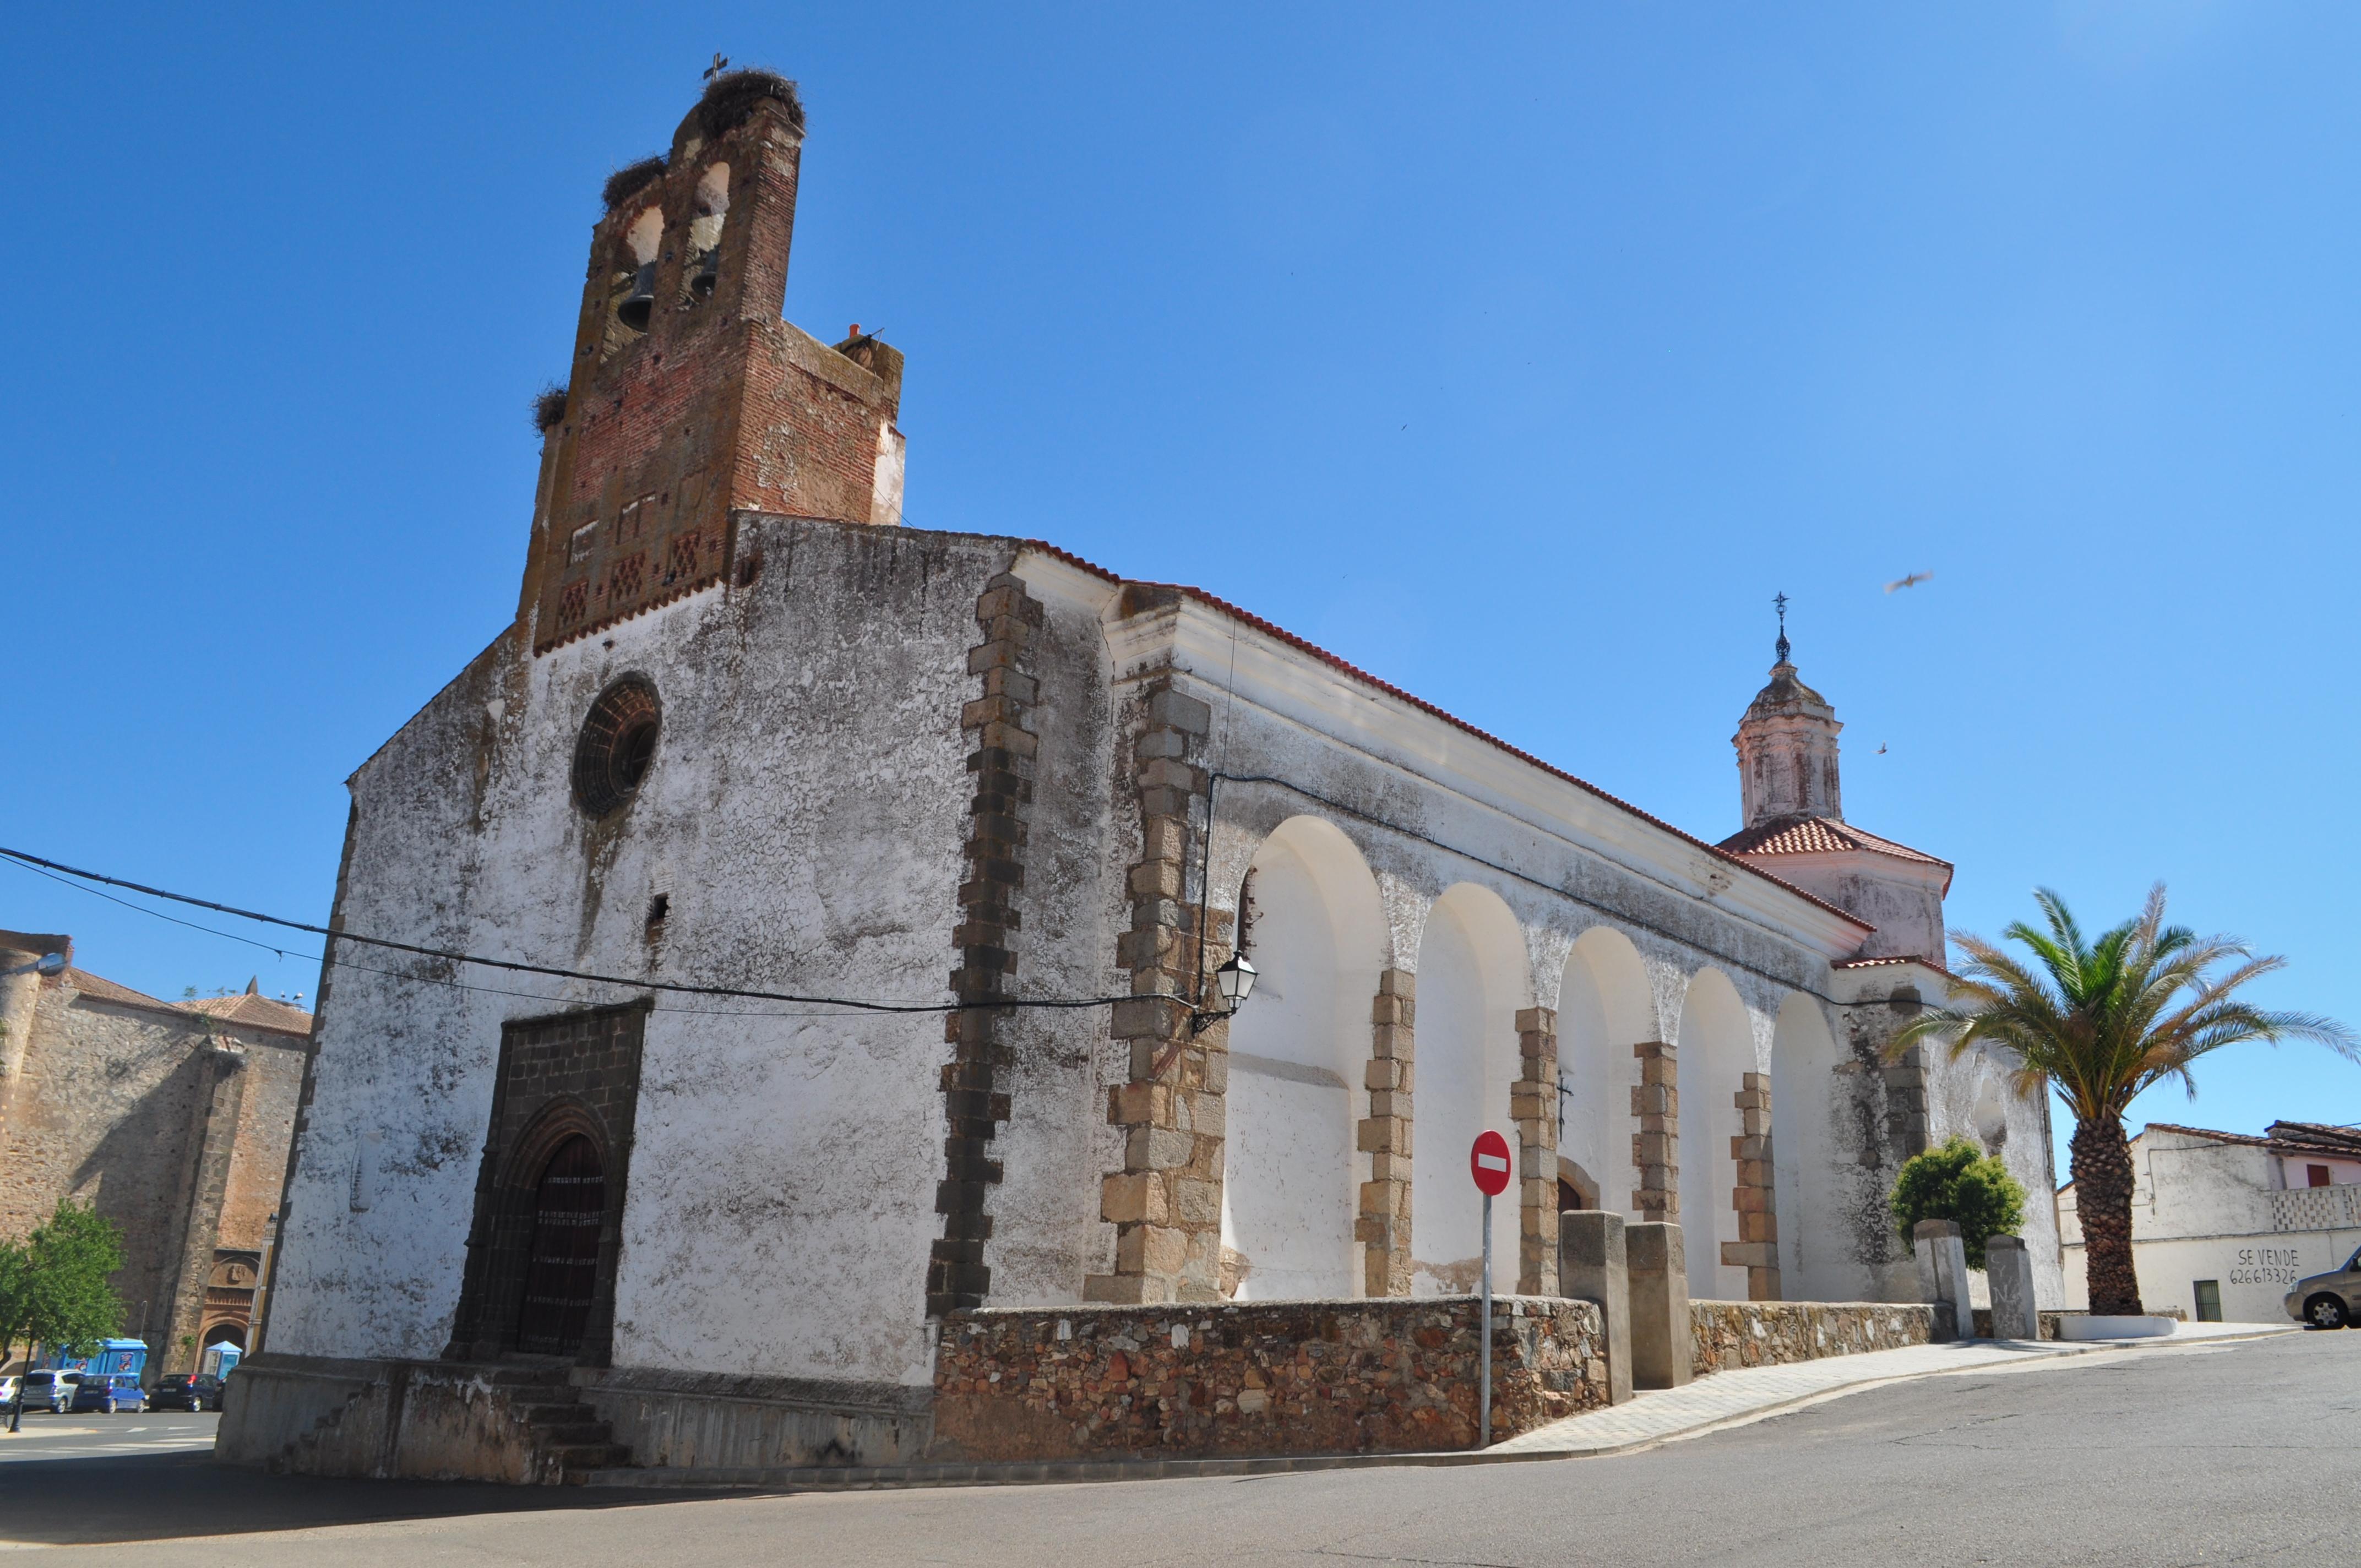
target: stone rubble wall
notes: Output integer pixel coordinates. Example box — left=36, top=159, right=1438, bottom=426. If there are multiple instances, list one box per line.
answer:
left=932, top=1296, right=1606, bottom=1461
left=1689, top=1299, right=1936, bottom=1377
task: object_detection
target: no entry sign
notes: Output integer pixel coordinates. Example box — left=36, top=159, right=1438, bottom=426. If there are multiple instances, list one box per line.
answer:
left=1470, top=1130, right=1513, bottom=1197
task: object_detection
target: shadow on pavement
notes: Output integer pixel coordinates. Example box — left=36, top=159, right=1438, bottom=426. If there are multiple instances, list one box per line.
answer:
left=0, top=1451, right=717, bottom=1547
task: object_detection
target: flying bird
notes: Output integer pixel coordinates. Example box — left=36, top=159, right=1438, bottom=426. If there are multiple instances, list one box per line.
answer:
left=1876, top=744, right=1887, bottom=755
left=1885, top=571, right=1934, bottom=594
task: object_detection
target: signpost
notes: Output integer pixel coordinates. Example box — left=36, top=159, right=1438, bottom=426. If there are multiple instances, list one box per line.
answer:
left=1469, top=1129, right=1513, bottom=1447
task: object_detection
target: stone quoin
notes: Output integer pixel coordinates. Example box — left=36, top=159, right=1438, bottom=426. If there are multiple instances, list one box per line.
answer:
left=217, top=70, right=2064, bottom=1483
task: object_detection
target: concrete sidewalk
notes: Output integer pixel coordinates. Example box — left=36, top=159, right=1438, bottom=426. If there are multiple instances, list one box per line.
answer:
left=1490, top=1319, right=2290, bottom=1458
left=584, top=1321, right=2295, bottom=1492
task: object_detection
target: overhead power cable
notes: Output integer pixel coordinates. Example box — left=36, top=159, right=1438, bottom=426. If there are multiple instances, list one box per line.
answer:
left=0, top=846, right=1170, bottom=1018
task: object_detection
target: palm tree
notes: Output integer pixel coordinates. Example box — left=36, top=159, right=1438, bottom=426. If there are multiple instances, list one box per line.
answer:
left=1894, top=885, right=2353, bottom=1317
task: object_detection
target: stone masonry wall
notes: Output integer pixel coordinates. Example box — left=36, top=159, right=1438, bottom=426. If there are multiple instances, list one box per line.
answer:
left=1689, top=1300, right=1935, bottom=1378
left=932, top=1296, right=1606, bottom=1461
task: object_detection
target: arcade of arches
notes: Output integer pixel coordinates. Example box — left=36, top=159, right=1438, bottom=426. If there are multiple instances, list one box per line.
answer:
left=1210, top=811, right=1886, bottom=1308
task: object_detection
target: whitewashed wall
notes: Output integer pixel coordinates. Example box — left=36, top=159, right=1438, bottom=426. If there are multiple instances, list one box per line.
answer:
left=2059, top=1126, right=2359, bottom=1321
left=271, top=519, right=1041, bottom=1389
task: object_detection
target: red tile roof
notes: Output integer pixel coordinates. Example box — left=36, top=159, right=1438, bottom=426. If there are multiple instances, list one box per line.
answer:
left=1718, top=814, right=1950, bottom=868
left=1018, top=540, right=1871, bottom=934
left=1830, top=954, right=1956, bottom=979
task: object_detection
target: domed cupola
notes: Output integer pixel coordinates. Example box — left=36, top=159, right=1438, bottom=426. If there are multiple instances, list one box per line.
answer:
left=1733, top=613, right=1843, bottom=828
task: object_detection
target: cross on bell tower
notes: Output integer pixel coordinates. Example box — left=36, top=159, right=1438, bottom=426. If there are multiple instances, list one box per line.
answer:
left=1731, top=596, right=1842, bottom=828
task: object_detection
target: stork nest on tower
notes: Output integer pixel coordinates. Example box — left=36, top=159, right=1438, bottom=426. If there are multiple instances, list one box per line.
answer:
left=600, top=155, right=668, bottom=211
left=693, top=68, right=804, bottom=138
left=531, top=383, right=569, bottom=433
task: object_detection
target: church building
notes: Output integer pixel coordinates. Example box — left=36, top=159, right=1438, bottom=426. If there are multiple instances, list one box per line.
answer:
left=222, top=71, right=2060, bottom=1481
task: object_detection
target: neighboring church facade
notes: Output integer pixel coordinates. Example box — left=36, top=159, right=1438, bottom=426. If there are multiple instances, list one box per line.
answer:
left=0, top=937, right=311, bottom=1375
left=226, top=73, right=2060, bottom=1478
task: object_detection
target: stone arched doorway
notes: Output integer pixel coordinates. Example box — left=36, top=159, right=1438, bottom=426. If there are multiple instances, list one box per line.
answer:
left=444, top=1001, right=645, bottom=1365
left=516, top=1134, right=608, bottom=1357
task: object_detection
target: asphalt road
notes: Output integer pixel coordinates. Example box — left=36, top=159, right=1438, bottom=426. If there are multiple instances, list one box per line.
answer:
left=2, top=1330, right=2353, bottom=1564
left=0, top=1407, right=220, bottom=1461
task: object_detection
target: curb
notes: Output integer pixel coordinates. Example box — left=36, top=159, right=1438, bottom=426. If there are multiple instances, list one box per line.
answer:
left=581, top=1446, right=1560, bottom=1491
left=583, top=1327, right=2297, bottom=1493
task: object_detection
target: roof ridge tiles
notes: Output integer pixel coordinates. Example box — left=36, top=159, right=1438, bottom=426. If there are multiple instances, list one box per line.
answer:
left=1016, top=540, right=1869, bottom=932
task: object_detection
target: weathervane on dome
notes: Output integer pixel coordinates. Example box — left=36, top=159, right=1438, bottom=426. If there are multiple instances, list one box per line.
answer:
left=1773, top=591, right=1791, bottom=664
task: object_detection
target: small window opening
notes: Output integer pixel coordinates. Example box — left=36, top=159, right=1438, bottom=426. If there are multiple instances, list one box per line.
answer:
left=613, top=721, right=657, bottom=790
left=687, top=162, right=730, bottom=302
left=2309, top=1164, right=2333, bottom=1188
left=614, top=208, right=666, bottom=334
left=2193, top=1280, right=2223, bottom=1322
left=644, top=893, right=670, bottom=940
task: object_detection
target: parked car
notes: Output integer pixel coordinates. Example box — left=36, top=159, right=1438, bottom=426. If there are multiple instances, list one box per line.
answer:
left=69, top=1373, right=145, bottom=1414
left=148, top=1373, right=225, bottom=1413
left=0, top=1376, right=16, bottom=1407
left=2283, top=1245, right=2361, bottom=1328
left=15, top=1371, right=79, bottom=1414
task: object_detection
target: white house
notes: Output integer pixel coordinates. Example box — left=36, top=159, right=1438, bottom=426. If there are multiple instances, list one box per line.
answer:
left=2059, top=1120, right=2361, bottom=1323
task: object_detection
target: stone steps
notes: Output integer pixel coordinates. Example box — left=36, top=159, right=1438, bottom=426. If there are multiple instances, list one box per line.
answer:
left=501, top=1374, right=632, bottom=1484
left=270, top=1361, right=637, bottom=1485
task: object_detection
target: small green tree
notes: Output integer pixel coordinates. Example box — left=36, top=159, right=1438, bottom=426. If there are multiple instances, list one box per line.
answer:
left=1891, top=1137, right=2027, bottom=1270
left=0, top=1201, right=126, bottom=1368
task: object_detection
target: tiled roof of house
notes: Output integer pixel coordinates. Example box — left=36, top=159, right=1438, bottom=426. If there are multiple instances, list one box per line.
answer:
left=2139, top=1121, right=2361, bottom=1158
left=2264, top=1121, right=2361, bottom=1158
left=65, top=967, right=312, bottom=1037
left=175, top=981, right=313, bottom=1036
left=63, top=967, right=172, bottom=1010
left=1017, top=540, right=1872, bottom=934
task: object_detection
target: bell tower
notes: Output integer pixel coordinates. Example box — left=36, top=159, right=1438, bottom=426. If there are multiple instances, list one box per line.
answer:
left=1732, top=602, right=1843, bottom=829
left=1720, top=602, right=1954, bottom=962
left=516, top=70, right=909, bottom=654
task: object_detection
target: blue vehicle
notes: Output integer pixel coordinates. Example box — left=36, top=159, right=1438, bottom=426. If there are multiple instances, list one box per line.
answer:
left=69, top=1373, right=145, bottom=1414
left=32, top=1338, right=150, bottom=1414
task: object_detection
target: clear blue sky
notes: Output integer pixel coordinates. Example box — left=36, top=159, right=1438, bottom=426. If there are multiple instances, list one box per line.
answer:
left=8, top=4, right=2358, bottom=1179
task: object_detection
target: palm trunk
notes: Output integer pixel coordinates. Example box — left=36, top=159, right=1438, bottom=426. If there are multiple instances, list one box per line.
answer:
left=2071, top=1115, right=2144, bottom=1316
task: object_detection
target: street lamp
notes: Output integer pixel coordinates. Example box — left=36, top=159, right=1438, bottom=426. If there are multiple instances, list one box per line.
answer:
left=1190, top=952, right=1258, bottom=1035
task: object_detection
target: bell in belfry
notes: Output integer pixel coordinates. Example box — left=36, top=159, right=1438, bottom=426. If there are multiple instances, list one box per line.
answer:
left=689, top=247, right=719, bottom=301
left=618, top=261, right=657, bottom=331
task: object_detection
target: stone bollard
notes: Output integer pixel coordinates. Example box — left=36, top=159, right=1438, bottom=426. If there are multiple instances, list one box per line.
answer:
left=1625, top=1221, right=1691, bottom=1389
left=1985, top=1234, right=2038, bottom=1340
left=1559, top=1211, right=1633, bottom=1405
left=1912, top=1219, right=1973, bottom=1340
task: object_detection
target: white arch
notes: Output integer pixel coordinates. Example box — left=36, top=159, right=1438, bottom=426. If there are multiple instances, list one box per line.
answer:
left=1675, top=967, right=1753, bottom=1299
left=1218, top=816, right=1386, bottom=1300
left=1771, top=992, right=1858, bottom=1300
left=1555, top=926, right=1654, bottom=1219
left=1410, top=883, right=1526, bottom=1295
